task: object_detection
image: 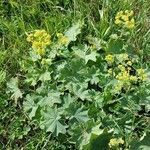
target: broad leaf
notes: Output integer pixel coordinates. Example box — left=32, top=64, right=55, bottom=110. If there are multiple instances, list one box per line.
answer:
left=39, top=71, right=51, bottom=82
left=65, top=22, right=82, bottom=42
left=71, top=84, right=91, bottom=101
left=85, top=51, right=98, bottom=64
left=40, top=108, right=67, bottom=136
left=7, top=77, right=22, bottom=104
left=38, top=90, right=62, bottom=107
left=69, top=120, right=98, bottom=146
left=62, top=94, right=76, bottom=109
left=82, top=129, right=113, bottom=150
left=69, top=121, right=110, bottom=150
left=59, top=58, right=85, bottom=83
left=73, top=107, right=89, bottom=122
left=86, top=35, right=102, bottom=50
left=107, top=38, right=124, bottom=54
left=23, top=94, right=41, bottom=119
left=74, top=45, right=98, bottom=64
left=67, top=104, right=89, bottom=122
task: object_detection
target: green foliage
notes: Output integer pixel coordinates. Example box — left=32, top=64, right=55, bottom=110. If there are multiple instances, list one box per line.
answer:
left=65, top=22, right=83, bottom=42
left=107, top=38, right=124, bottom=54
left=0, top=70, right=6, bottom=84
left=23, top=94, right=40, bottom=119
left=74, top=45, right=98, bottom=64
left=1, top=0, right=150, bottom=149
left=130, top=133, right=150, bottom=150
left=82, top=130, right=112, bottom=150
left=7, top=77, right=23, bottom=104
left=19, top=21, right=150, bottom=149
left=40, top=108, right=67, bottom=136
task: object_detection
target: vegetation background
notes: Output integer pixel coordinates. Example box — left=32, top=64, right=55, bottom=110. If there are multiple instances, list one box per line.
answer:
left=0, top=0, right=150, bottom=149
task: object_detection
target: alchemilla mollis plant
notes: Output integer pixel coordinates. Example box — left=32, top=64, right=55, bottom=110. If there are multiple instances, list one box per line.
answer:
left=6, top=9, right=150, bottom=150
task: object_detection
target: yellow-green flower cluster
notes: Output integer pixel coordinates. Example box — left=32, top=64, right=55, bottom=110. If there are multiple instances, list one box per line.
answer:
left=116, top=53, right=129, bottom=62
left=57, top=33, right=69, bottom=45
left=105, top=54, right=114, bottom=64
left=114, top=67, right=148, bottom=93
left=137, top=68, right=148, bottom=81
left=116, top=66, right=130, bottom=82
left=116, top=66, right=148, bottom=82
left=109, top=138, right=124, bottom=148
left=114, top=82, right=123, bottom=92
left=108, top=68, right=113, bottom=74
left=41, top=58, right=51, bottom=65
left=27, top=30, right=51, bottom=56
left=105, top=53, right=148, bottom=93
left=116, top=64, right=137, bottom=82
left=115, top=10, right=135, bottom=29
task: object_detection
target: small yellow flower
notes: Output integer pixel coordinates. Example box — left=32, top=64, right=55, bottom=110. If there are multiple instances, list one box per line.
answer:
left=129, top=10, right=134, bottom=16
left=115, top=19, right=122, bottom=24
left=26, top=33, right=34, bottom=42
left=115, top=11, right=124, bottom=25
left=127, top=61, right=132, bottom=66
left=57, top=33, right=69, bottom=45
left=36, top=48, right=45, bottom=56
left=125, top=18, right=135, bottom=29
left=117, top=53, right=129, bottom=62
left=118, top=64, right=125, bottom=71
left=114, top=82, right=123, bottom=92
left=137, top=68, right=147, bottom=81
left=32, top=41, right=41, bottom=49
left=57, top=33, right=63, bottom=37
left=127, top=67, right=131, bottom=71
left=41, top=58, right=47, bottom=64
left=27, top=29, right=51, bottom=57
left=130, top=75, right=137, bottom=82
left=122, top=71, right=130, bottom=80
left=125, top=10, right=129, bottom=14
left=122, top=53, right=129, bottom=60
left=45, top=40, right=51, bottom=45
left=116, top=73, right=123, bottom=80
left=116, top=11, right=123, bottom=18
left=125, top=10, right=134, bottom=17
left=109, top=138, right=118, bottom=147
left=137, top=68, right=145, bottom=75
left=121, top=15, right=129, bottom=21
left=34, top=30, right=42, bottom=37
left=105, top=54, right=114, bottom=64
left=115, top=15, right=120, bottom=20
left=115, top=10, right=135, bottom=29
left=139, top=74, right=148, bottom=81
left=108, top=68, right=113, bottom=74
left=109, top=138, right=124, bottom=148
left=116, top=70, right=130, bottom=81
left=60, top=36, right=69, bottom=45
left=41, top=58, right=51, bottom=65
left=118, top=138, right=124, bottom=144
